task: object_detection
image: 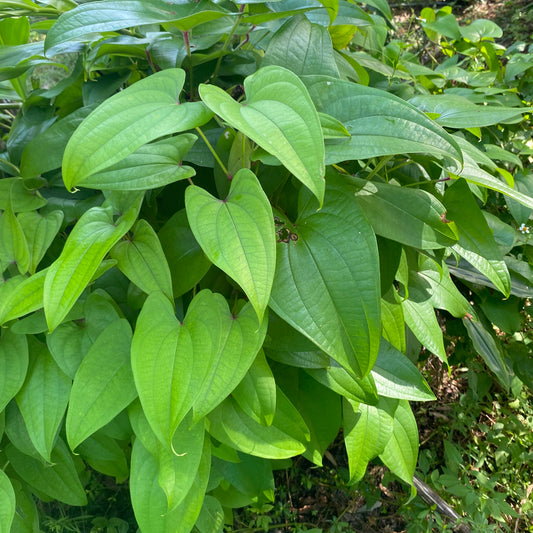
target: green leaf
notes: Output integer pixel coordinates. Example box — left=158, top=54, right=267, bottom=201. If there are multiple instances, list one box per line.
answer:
left=0, top=207, right=30, bottom=275
left=372, top=339, right=435, bottom=401
left=307, top=362, right=378, bottom=405
left=263, top=15, right=339, bottom=78
left=232, top=350, right=277, bottom=427
left=463, top=315, right=513, bottom=391
left=343, top=397, right=396, bottom=484
left=110, top=219, right=173, bottom=300
left=351, top=177, right=458, bottom=249
left=77, top=432, right=129, bottom=482
left=20, top=105, right=96, bottom=178
left=379, top=400, right=418, bottom=489
left=80, top=135, right=197, bottom=191
left=16, top=340, right=71, bottom=462
left=381, top=291, right=406, bottom=353
left=186, top=168, right=276, bottom=320
left=0, top=469, right=15, bottom=533
left=199, top=66, right=325, bottom=204
left=0, top=178, right=46, bottom=213
left=269, top=174, right=381, bottom=378
left=401, top=284, right=447, bottom=363
left=158, top=209, right=212, bottom=298
left=130, top=435, right=210, bottom=533
left=304, top=76, right=463, bottom=166
left=195, top=495, right=224, bottom=533
left=44, top=197, right=141, bottom=331
left=66, top=319, right=136, bottom=450
left=0, top=269, right=46, bottom=325
left=11, top=478, right=39, bottom=533
left=62, top=69, right=212, bottom=191
left=0, top=329, right=28, bottom=412
left=45, top=0, right=231, bottom=52
left=192, top=302, right=267, bottom=421
left=18, top=210, right=63, bottom=274
left=207, top=390, right=309, bottom=460
left=409, top=94, right=532, bottom=128
left=6, top=437, right=87, bottom=506
left=444, top=178, right=510, bottom=297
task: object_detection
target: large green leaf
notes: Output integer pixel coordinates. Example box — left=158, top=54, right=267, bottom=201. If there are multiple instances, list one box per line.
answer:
left=444, top=178, right=510, bottom=297
left=371, top=339, right=435, bottom=401
left=6, top=437, right=87, bottom=506
left=351, top=177, right=458, bottom=249
left=379, top=400, right=418, bottom=489
left=199, top=67, right=325, bottom=204
left=43, top=196, right=141, bottom=331
left=45, top=0, right=231, bottom=52
left=77, top=432, right=129, bottom=482
left=262, top=15, right=339, bottom=78
left=207, top=390, right=309, bottom=459
left=192, top=302, right=267, bottom=421
left=343, top=397, right=396, bottom=484
left=110, top=219, right=173, bottom=300
left=269, top=174, right=381, bottom=378
left=62, top=69, right=212, bottom=190
left=186, top=168, right=276, bottom=320
left=0, top=206, right=30, bottom=275
left=16, top=340, right=71, bottom=462
left=66, top=319, right=136, bottom=450
left=409, top=94, right=532, bottom=128
left=0, top=329, right=28, bottom=412
left=0, top=469, right=15, bottom=533
left=80, top=135, right=197, bottom=191
left=303, top=76, right=463, bottom=165
left=0, top=178, right=46, bottom=213
left=0, top=270, right=46, bottom=325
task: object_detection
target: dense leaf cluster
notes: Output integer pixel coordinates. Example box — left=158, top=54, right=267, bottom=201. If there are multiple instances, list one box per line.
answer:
left=0, top=0, right=532, bottom=531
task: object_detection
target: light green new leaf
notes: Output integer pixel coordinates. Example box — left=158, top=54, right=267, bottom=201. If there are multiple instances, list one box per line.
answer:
left=0, top=329, right=28, bottom=412
left=0, top=207, right=30, bottom=275
left=130, top=435, right=210, bottom=533
left=372, top=339, right=435, bottom=401
left=6, top=438, right=87, bottom=506
left=379, top=400, right=419, bottom=489
left=62, top=69, right=212, bottom=190
left=44, top=197, right=141, bottom=331
left=18, top=210, right=63, bottom=274
left=192, top=301, right=267, bottom=421
left=269, top=174, right=381, bottom=378
left=186, top=168, right=276, bottom=320
left=303, top=76, right=462, bottom=166
left=263, top=15, right=339, bottom=78
left=343, top=397, right=397, bottom=484
left=232, top=350, right=276, bottom=426
left=444, top=178, right=510, bottom=297
left=0, top=469, right=15, bottom=533
left=66, top=319, right=136, bottom=450
left=110, top=219, right=173, bottom=300
left=81, top=135, right=197, bottom=191
left=207, top=390, right=309, bottom=460
left=16, top=341, right=71, bottom=462
left=131, top=292, right=193, bottom=448
left=199, top=67, right=325, bottom=204
left=351, top=177, right=458, bottom=249
left=45, top=0, right=231, bottom=52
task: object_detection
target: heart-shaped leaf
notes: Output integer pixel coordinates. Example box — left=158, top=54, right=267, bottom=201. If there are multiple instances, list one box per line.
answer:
left=199, top=66, right=325, bottom=204
left=186, top=168, right=276, bottom=320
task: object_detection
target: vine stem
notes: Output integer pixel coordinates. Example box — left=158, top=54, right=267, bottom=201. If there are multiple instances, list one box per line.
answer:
left=195, top=126, right=231, bottom=179
left=209, top=5, right=246, bottom=83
